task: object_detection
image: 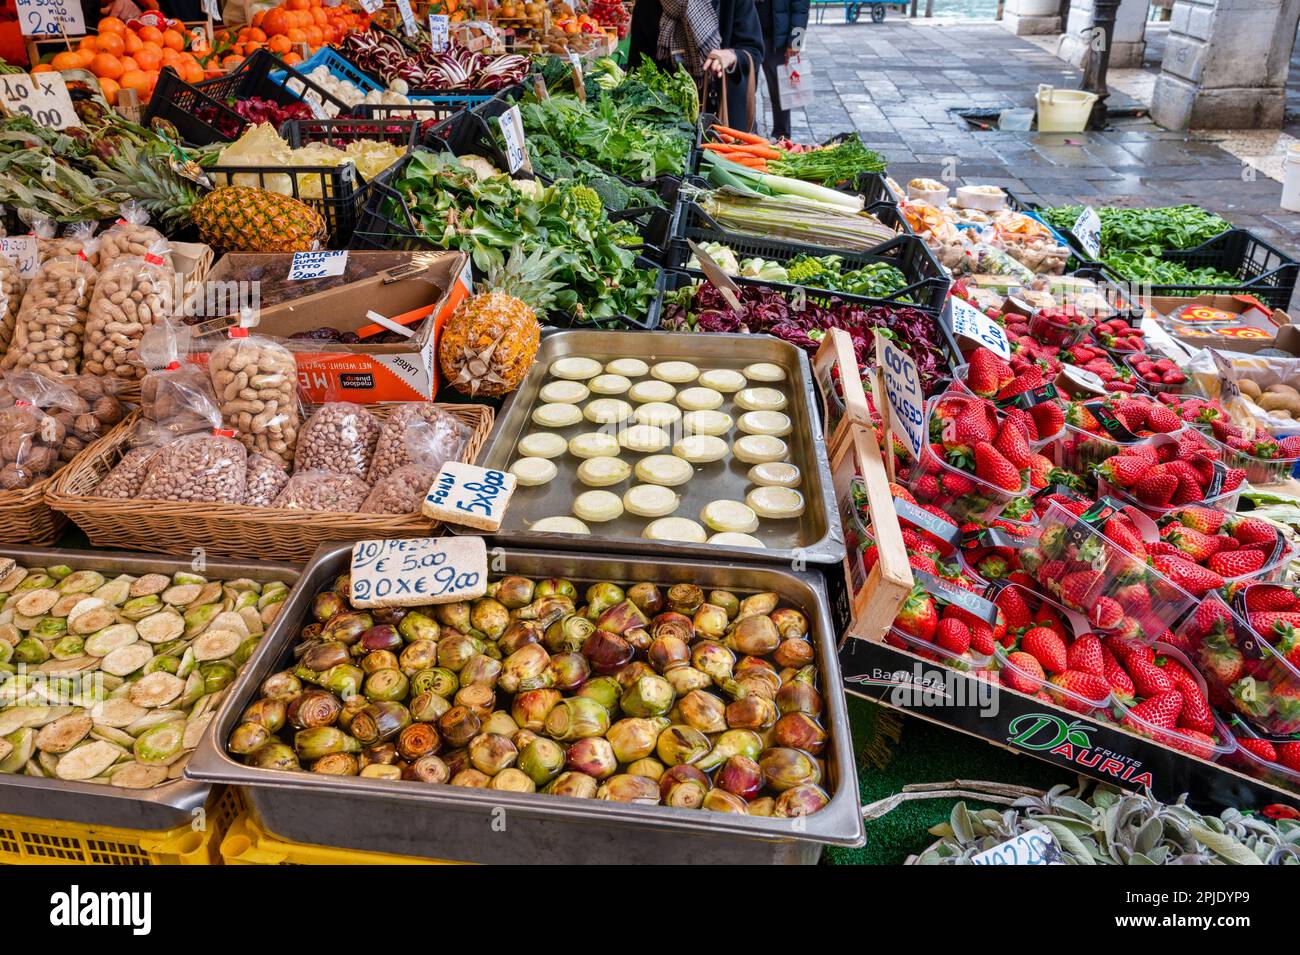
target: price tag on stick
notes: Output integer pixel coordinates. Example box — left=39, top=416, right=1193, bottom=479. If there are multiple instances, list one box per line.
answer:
left=1071, top=206, right=1102, bottom=261
left=395, top=0, right=418, bottom=36
left=498, top=105, right=530, bottom=174
left=429, top=13, right=449, bottom=51
left=972, top=828, right=1064, bottom=866
left=875, top=329, right=926, bottom=465
left=947, top=295, right=1010, bottom=359
left=687, top=239, right=742, bottom=310
left=0, top=72, right=79, bottom=130
left=350, top=537, right=488, bottom=609
left=15, top=0, right=84, bottom=36
left=358, top=0, right=382, bottom=12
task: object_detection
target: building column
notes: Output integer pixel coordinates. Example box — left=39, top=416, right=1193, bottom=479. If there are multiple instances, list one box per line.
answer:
left=1150, top=0, right=1300, bottom=129
left=1002, top=0, right=1063, bottom=35
left=1058, top=0, right=1150, bottom=69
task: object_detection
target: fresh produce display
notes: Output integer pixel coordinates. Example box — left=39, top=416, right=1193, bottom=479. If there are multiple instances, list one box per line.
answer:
left=216, top=0, right=373, bottom=69
left=341, top=32, right=529, bottom=91
left=227, top=572, right=832, bottom=816
left=193, top=96, right=317, bottom=140
left=46, top=15, right=211, bottom=104
left=1100, top=251, right=1237, bottom=288
left=700, top=127, right=885, bottom=184
left=207, top=123, right=407, bottom=195
left=0, top=560, right=289, bottom=787
left=683, top=243, right=913, bottom=301
left=1039, top=204, right=1230, bottom=256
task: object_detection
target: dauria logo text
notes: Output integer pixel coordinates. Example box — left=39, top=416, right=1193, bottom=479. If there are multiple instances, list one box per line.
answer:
left=1006, top=713, right=1153, bottom=787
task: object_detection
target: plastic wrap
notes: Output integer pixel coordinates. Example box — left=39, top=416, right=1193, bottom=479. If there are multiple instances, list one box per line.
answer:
left=367, top=404, right=469, bottom=485
left=35, top=220, right=99, bottom=269
left=208, top=329, right=302, bottom=469
left=3, top=248, right=98, bottom=375
left=244, top=451, right=291, bottom=507
left=83, top=241, right=175, bottom=380
left=38, top=374, right=130, bottom=466
left=97, top=203, right=172, bottom=271
left=0, top=372, right=73, bottom=490
left=272, top=469, right=369, bottom=512
left=294, top=401, right=382, bottom=478
left=360, top=420, right=456, bottom=515
left=0, top=255, right=21, bottom=359
left=136, top=430, right=249, bottom=504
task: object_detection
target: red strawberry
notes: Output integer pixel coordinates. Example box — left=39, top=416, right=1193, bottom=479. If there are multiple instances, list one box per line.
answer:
left=1066, top=633, right=1105, bottom=677
left=1021, top=626, right=1068, bottom=674
left=1126, top=655, right=1175, bottom=698
left=994, top=418, right=1033, bottom=469
left=1238, top=737, right=1278, bottom=763
left=994, top=587, right=1032, bottom=630
left=1100, top=645, right=1136, bottom=700
left=1244, top=585, right=1298, bottom=612
left=1162, top=525, right=1221, bottom=562
left=1206, top=548, right=1267, bottom=578
left=1151, top=554, right=1224, bottom=597
left=895, top=587, right=938, bottom=642
left=1144, top=404, right=1182, bottom=433
left=1097, top=454, right=1149, bottom=489
left=1134, top=466, right=1177, bottom=507
left=967, top=348, right=1012, bottom=398
left=1123, top=691, right=1183, bottom=732
left=1029, top=401, right=1064, bottom=438
left=1050, top=670, right=1109, bottom=710
left=969, top=622, right=996, bottom=656
left=1165, top=728, right=1217, bottom=760
left=1277, top=742, right=1300, bottom=773
left=1059, top=570, right=1102, bottom=609
left=935, top=617, right=971, bottom=656
left=940, top=471, right=976, bottom=496
left=1002, top=651, right=1046, bottom=693
left=1089, top=597, right=1125, bottom=631
left=1175, top=686, right=1215, bottom=734
left=973, top=441, right=1022, bottom=492
left=1176, top=505, right=1226, bottom=534
left=1196, top=633, right=1244, bottom=686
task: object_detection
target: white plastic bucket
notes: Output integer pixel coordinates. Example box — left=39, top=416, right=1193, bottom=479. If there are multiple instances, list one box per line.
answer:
left=1281, top=143, right=1300, bottom=212
left=1035, top=85, right=1098, bottom=132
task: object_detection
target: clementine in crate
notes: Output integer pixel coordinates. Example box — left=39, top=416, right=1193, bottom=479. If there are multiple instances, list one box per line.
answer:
left=267, top=34, right=291, bottom=53
left=124, top=31, right=143, bottom=54
left=50, top=50, right=82, bottom=70
left=99, top=15, right=127, bottom=34
left=90, top=53, right=124, bottom=80
left=96, top=31, right=125, bottom=56
left=262, top=8, right=290, bottom=36
left=98, top=76, right=120, bottom=104
left=133, top=46, right=161, bottom=71
left=138, top=25, right=164, bottom=45
left=31, top=63, right=54, bottom=73
left=162, top=29, right=185, bottom=51
left=119, top=70, right=153, bottom=99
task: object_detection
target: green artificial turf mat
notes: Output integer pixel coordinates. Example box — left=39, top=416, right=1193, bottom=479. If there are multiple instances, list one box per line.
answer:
left=825, top=693, right=1075, bottom=865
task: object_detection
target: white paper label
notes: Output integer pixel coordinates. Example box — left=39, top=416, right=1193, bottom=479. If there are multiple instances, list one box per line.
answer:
left=1071, top=206, right=1102, bottom=260
left=0, top=236, right=38, bottom=279
left=948, top=296, right=1010, bottom=359
left=350, top=537, right=488, bottom=608
left=429, top=13, right=449, bottom=51
left=358, top=0, right=382, bottom=12
left=396, top=0, right=417, bottom=36
left=201, top=0, right=221, bottom=20
left=1210, top=349, right=1240, bottom=402
left=498, top=105, right=527, bottom=174
left=422, top=461, right=517, bottom=531
left=875, top=329, right=926, bottom=461
left=287, top=250, right=347, bottom=281
left=15, top=0, right=84, bottom=36
left=0, top=72, right=79, bottom=130
left=972, top=828, right=1063, bottom=866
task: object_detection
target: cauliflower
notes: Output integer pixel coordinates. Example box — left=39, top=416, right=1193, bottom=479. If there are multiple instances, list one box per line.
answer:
left=511, top=178, right=543, bottom=199
left=459, top=155, right=501, bottom=182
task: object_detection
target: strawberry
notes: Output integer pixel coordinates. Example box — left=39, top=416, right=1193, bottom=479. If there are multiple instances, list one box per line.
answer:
left=1176, top=505, right=1226, bottom=535
left=1100, top=645, right=1136, bottom=700
left=1123, top=691, right=1183, bottom=732
left=1133, top=466, right=1177, bottom=507
left=973, top=441, right=1022, bottom=492
left=1050, top=671, right=1109, bottom=710
left=1066, top=633, right=1105, bottom=677
left=1162, top=526, right=1221, bottom=562
left=1002, top=651, right=1046, bottom=693
left=1021, top=626, right=1068, bottom=674
left=1165, top=728, right=1217, bottom=760
left=1244, top=585, right=1298, bottom=612
left=1192, top=597, right=1233, bottom=638
left=1151, top=554, right=1224, bottom=597
left=895, top=587, right=938, bottom=642
left=1144, top=405, right=1182, bottom=433
left=1029, top=401, right=1064, bottom=438
left=1237, top=737, right=1279, bottom=763
left=969, top=622, right=996, bottom=656
left=1196, top=632, right=1244, bottom=685
left=994, top=587, right=1032, bottom=630
left=1175, top=686, right=1215, bottom=734
left=935, top=617, right=971, bottom=656
left=967, top=347, right=1012, bottom=398
left=940, top=471, right=976, bottom=496
left=997, top=369, right=1044, bottom=401
left=1096, top=454, right=1149, bottom=489
left=1277, top=742, right=1300, bottom=773
left=994, top=418, right=1033, bottom=469
left=1207, top=548, right=1267, bottom=578
left=1227, top=516, right=1276, bottom=546
left=1089, top=596, right=1124, bottom=631
left=1059, top=570, right=1102, bottom=609
left=1126, top=655, right=1176, bottom=697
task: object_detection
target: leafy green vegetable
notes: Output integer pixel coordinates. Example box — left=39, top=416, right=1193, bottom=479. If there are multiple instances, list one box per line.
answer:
left=785, top=254, right=912, bottom=300
left=1039, top=204, right=1229, bottom=255
left=1101, top=249, right=1237, bottom=287
left=766, top=135, right=887, bottom=187
left=526, top=134, right=662, bottom=212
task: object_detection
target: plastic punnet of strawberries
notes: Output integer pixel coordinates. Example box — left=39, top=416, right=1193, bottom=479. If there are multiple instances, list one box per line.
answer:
left=1154, top=506, right=1295, bottom=588
left=1060, top=339, right=1141, bottom=393
left=1090, top=317, right=1146, bottom=354
left=1177, top=586, right=1300, bottom=737
left=958, top=347, right=1067, bottom=440
left=1058, top=394, right=1187, bottom=475
left=887, top=570, right=1008, bottom=672
left=1092, top=428, right=1245, bottom=519
left=1225, top=715, right=1300, bottom=787
left=1026, top=304, right=1093, bottom=348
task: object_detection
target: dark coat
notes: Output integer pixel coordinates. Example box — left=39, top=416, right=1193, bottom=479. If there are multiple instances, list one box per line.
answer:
left=755, top=0, right=809, bottom=59
left=628, top=0, right=765, bottom=131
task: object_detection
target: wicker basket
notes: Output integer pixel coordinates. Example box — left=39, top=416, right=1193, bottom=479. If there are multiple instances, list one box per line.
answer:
left=0, top=478, right=66, bottom=546
left=45, top=403, right=494, bottom=561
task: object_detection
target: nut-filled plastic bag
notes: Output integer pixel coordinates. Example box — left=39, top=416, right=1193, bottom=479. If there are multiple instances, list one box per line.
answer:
left=272, top=469, right=369, bottom=512
left=93, top=419, right=173, bottom=499
left=83, top=240, right=175, bottom=380
left=97, top=202, right=172, bottom=271
left=208, top=328, right=301, bottom=470
left=0, top=254, right=21, bottom=360
left=138, top=323, right=220, bottom=435
left=38, top=373, right=130, bottom=466
left=136, top=429, right=249, bottom=504
left=0, top=370, right=82, bottom=489
left=362, top=418, right=462, bottom=515
left=2, top=245, right=98, bottom=375
left=244, top=451, right=290, bottom=506
left=33, top=219, right=99, bottom=269
left=367, top=404, right=469, bottom=485
left=294, top=401, right=381, bottom=479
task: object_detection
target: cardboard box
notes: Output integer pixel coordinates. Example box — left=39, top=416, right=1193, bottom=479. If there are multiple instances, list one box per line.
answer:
left=188, top=250, right=472, bottom=403
left=1142, top=293, right=1292, bottom=354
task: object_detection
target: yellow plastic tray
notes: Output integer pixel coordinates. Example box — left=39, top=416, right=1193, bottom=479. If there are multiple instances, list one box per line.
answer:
left=0, top=787, right=242, bottom=866
left=221, top=812, right=462, bottom=865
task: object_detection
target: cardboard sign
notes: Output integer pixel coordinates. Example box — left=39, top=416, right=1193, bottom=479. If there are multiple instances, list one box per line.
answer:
left=421, top=461, right=517, bottom=531
left=288, top=250, right=348, bottom=281
left=0, top=72, right=79, bottom=130
left=350, top=537, right=488, bottom=608
left=947, top=296, right=1010, bottom=359
left=498, top=105, right=527, bottom=174
left=874, top=330, right=925, bottom=462
left=972, top=828, right=1063, bottom=866
left=1071, top=206, right=1102, bottom=260
left=0, top=236, right=38, bottom=279
left=429, top=13, right=449, bottom=51
left=15, top=0, right=84, bottom=36
left=395, top=0, right=418, bottom=35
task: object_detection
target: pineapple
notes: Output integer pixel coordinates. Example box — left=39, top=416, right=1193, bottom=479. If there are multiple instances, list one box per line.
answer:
left=440, top=247, right=565, bottom=397
left=93, top=141, right=325, bottom=252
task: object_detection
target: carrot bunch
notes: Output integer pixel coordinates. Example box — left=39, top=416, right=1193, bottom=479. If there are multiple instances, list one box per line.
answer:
left=700, top=124, right=784, bottom=171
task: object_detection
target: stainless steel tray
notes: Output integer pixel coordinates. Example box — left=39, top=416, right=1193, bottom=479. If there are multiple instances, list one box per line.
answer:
left=462, top=330, right=845, bottom=566
left=0, top=546, right=300, bottom=831
left=187, top=542, right=864, bottom=864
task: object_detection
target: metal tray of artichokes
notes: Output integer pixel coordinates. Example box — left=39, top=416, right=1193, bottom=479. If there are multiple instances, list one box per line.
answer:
left=187, top=542, right=863, bottom=864
left=0, top=546, right=298, bottom=831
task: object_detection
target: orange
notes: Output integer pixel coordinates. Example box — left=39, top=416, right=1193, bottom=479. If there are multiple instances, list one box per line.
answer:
left=282, top=51, right=302, bottom=65
left=138, top=25, right=163, bottom=45
left=99, top=16, right=127, bottom=35
left=243, top=40, right=264, bottom=54
left=133, top=47, right=161, bottom=71
left=95, top=32, right=125, bottom=56
left=90, top=53, right=123, bottom=80
left=245, top=27, right=266, bottom=42
left=221, top=54, right=245, bottom=70
left=162, top=30, right=185, bottom=51
left=119, top=69, right=151, bottom=96
left=123, top=31, right=142, bottom=54
left=262, top=9, right=289, bottom=35
left=182, top=62, right=204, bottom=84
left=79, top=35, right=98, bottom=51
left=267, top=34, right=291, bottom=53
left=304, top=26, right=322, bottom=45
left=50, top=50, right=82, bottom=70
left=74, top=47, right=96, bottom=67
left=120, top=56, right=138, bottom=72
left=311, top=7, right=326, bottom=24
left=98, top=76, right=120, bottom=104
left=252, top=10, right=265, bottom=27
left=31, top=63, right=54, bottom=73
left=287, top=0, right=309, bottom=10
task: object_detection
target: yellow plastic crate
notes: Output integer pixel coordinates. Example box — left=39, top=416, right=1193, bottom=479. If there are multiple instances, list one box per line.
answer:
left=0, top=787, right=242, bottom=866
left=221, top=812, right=462, bottom=865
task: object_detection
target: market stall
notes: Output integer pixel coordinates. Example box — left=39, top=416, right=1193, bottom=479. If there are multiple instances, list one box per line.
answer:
left=0, top=0, right=1296, bottom=868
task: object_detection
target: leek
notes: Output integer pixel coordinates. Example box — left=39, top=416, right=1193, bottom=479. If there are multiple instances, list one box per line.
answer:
left=703, top=154, right=864, bottom=211
left=688, top=186, right=895, bottom=252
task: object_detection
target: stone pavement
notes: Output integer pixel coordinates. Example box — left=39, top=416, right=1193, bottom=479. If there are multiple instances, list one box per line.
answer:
left=760, top=19, right=1300, bottom=279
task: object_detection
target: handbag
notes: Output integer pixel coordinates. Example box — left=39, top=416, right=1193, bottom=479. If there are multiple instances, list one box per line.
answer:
left=700, top=48, right=758, bottom=132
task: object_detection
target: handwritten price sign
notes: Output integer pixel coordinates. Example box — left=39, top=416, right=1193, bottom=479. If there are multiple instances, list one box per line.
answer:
left=287, top=250, right=347, bottom=280
left=429, top=13, right=449, bottom=51
left=0, top=72, right=79, bottom=130
left=972, top=828, right=1063, bottom=866
left=422, top=462, right=517, bottom=532
left=0, top=236, right=38, bottom=279
left=1071, top=206, right=1102, bottom=261
left=350, top=537, right=488, bottom=608
left=947, top=296, right=1010, bottom=359
left=395, top=0, right=418, bottom=35
left=15, top=0, right=84, bottom=36
left=498, top=105, right=528, bottom=173
left=875, top=330, right=925, bottom=461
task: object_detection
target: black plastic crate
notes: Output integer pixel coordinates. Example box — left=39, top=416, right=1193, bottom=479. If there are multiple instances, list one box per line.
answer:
left=668, top=200, right=946, bottom=311
left=204, top=162, right=366, bottom=247
left=1097, top=229, right=1300, bottom=311
left=281, top=117, right=419, bottom=151
left=142, top=67, right=246, bottom=146
left=196, top=49, right=350, bottom=117
left=659, top=270, right=962, bottom=384
left=424, top=105, right=511, bottom=169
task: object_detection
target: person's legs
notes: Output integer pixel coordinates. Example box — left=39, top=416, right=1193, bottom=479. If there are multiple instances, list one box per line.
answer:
left=761, top=56, right=791, bottom=139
